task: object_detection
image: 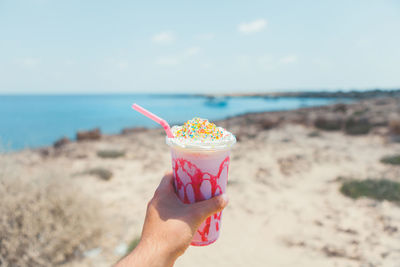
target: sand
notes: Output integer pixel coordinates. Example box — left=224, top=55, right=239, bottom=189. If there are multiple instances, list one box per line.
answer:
left=2, top=98, right=400, bottom=267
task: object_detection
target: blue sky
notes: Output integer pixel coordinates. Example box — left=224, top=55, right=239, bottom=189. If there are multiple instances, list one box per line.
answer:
left=0, top=0, right=399, bottom=94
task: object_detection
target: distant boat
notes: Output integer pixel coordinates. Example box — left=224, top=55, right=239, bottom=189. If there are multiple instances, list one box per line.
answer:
left=204, top=96, right=228, bottom=108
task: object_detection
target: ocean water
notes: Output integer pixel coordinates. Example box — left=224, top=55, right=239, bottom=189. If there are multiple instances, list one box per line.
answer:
left=0, top=94, right=345, bottom=151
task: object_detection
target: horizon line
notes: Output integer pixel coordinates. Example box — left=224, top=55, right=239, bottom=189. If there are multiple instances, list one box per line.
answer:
left=0, top=87, right=399, bottom=96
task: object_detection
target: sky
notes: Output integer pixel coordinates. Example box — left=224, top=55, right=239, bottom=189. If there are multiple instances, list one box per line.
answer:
left=0, top=0, right=399, bottom=94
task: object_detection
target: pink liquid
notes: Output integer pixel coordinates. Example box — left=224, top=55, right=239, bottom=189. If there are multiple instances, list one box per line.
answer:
left=170, top=147, right=230, bottom=246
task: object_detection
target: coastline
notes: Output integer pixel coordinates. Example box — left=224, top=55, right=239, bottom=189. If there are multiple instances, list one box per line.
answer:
left=3, top=89, right=400, bottom=153
left=2, top=89, right=399, bottom=152
left=201, top=88, right=400, bottom=99
left=16, top=92, right=398, bottom=156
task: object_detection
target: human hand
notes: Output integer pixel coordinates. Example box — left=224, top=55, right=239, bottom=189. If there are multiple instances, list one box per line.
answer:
left=115, top=172, right=229, bottom=267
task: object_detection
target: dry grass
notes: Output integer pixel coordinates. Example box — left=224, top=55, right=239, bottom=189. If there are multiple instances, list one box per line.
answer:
left=0, top=162, right=103, bottom=267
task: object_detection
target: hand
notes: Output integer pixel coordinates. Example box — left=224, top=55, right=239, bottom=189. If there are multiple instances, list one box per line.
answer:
left=115, top=172, right=229, bottom=267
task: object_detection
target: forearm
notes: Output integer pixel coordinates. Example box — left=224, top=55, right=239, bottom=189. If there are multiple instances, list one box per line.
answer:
left=115, top=239, right=177, bottom=267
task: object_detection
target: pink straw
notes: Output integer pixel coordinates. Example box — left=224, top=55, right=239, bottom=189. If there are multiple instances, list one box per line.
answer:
left=132, top=103, right=174, bottom=138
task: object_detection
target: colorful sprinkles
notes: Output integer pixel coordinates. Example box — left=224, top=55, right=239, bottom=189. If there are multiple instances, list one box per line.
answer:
left=174, top=117, right=224, bottom=141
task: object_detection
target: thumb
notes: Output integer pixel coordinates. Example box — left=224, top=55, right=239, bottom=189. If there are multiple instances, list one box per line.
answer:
left=192, top=194, right=229, bottom=220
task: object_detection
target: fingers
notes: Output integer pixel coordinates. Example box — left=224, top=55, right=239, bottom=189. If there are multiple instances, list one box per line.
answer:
left=192, top=194, right=229, bottom=220
left=157, top=171, right=174, bottom=191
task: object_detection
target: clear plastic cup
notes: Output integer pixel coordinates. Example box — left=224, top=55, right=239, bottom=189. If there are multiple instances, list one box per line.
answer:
left=167, top=138, right=235, bottom=246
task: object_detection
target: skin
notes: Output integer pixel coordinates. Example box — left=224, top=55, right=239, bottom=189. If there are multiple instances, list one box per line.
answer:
left=115, top=172, right=229, bottom=267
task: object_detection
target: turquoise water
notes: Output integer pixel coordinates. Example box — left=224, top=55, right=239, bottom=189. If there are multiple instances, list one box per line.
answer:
left=0, top=94, right=344, bottom=151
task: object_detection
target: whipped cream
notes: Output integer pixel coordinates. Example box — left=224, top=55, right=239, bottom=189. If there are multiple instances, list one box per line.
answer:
left=166, top=117, right=236, bottom=150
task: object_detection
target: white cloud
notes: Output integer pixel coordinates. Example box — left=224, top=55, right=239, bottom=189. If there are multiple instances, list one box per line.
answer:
left=152, top=31, right=175, bottom=44
left=195, top=33, right=215, bottom=40
left=155, top=57, right=179, bottom=66
left=184, top=46, right=201, bottom=56
left=238, top=19, right=267, bottom=34
left=279, top=55, right=298, bottom=64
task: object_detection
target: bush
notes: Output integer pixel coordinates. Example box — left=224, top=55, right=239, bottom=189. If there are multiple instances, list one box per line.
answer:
left=86, top=167, right=113, bottom=181
left=340, top=179, right=400, bottom=202
left=381, top=155, right=400, bottom=165
left=344, top=118, right=371, bottom=135
left=0, top=173, right=102, bottom=266
left=314, top=117, right=342, bottom=131
left=97, top=149, right=125, bottom=159
left=308, top=131, right=321, bottom=137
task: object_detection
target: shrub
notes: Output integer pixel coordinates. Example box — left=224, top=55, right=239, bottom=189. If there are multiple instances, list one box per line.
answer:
left=340, top=179, right=400, bottom=202
left=86, top=167, right=113, bottom=180
left=380, top=155, right=400, bottom=165
left=97, top=150, right=126, bottom=159
left=308, top=131, right=321, bottom=137
left=351, top=108, right=368, bottom=117
left=0, top=173, right=102, bottom=266
left=344, top=118, right=371, bottom=135
left=314, top=117, right=342, bottom=131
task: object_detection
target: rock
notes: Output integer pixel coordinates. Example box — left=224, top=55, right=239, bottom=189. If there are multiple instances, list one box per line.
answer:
left=76, top=128, right=101, bottom=141
left=344, top=118, right=372, bottom=135
left=121, top=127, right=148, bottom=135
left=259, top=117, right=280, bottom=130
left=369, top=116, right=388, bottom=127
left=53, top=137, right=71, bottom=148
left=234, top=126, right=258, bottom=141
left=333, top=103, right=347, bottom=113
left=314, top=116, right=342, bottom=131
left=38, top=148, right=50, bottom=157
left=389, top=119, right=400, bottom=135
left=286, top=113, right=308, bottom=125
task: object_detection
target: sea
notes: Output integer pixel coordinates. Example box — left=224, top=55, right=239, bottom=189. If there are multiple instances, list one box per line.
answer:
left=0, top=94, right=347, bottom=151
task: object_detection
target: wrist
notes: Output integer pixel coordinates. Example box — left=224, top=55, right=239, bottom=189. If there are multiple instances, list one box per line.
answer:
left=135, top=237, right=178, bottom=267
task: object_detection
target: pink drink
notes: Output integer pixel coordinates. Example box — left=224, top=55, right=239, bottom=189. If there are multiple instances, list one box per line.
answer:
left=167, top=118, right=235, bottom=246
left=171, top=147, right=230, bottom=245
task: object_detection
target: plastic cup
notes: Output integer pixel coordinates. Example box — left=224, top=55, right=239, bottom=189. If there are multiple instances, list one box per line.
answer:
left=167, top=141, right=234, bottom=246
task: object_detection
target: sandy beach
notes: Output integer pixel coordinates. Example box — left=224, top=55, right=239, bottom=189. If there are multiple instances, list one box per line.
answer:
left=1, top=97, right=400, bottom=267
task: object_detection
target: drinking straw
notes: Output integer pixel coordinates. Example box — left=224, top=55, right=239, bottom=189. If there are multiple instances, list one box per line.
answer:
left=132, top=103, right=174, bottom=138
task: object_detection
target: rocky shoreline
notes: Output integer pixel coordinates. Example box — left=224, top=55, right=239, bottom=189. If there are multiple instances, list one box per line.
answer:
left=44, top=96, right=400, bottom=157
left=204, top=88, right=400, bottom=99
left=218, top=96, right=400, bottom=142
